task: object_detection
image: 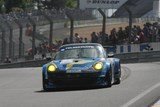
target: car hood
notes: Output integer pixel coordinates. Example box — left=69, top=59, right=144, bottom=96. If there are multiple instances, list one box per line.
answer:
left=50, top=58, right=104, bottom=71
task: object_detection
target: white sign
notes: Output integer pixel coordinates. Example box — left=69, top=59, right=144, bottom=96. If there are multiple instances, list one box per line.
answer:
left=153, top=0, right=160, bottom=17
left=79, top=0, right=128, bottom=9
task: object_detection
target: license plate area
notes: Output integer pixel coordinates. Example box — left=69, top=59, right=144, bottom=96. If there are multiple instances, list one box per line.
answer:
left=66, top=69, right=81, bottom=73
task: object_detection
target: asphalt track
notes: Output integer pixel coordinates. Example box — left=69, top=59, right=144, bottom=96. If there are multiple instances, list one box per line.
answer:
left=0, top=62, right=160, bottom=107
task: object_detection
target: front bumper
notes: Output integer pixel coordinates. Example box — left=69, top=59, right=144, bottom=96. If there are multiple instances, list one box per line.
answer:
left=46, top=72, right=106, bottom=88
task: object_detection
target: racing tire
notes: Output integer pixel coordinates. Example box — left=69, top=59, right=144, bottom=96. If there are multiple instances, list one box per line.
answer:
left=114, top=78, right=121, bottom=84
left=114, top=63, right=121, bottom=85
left=42, top=74, right=49, bottom=91
left=106, top=69, right=112, bottom=87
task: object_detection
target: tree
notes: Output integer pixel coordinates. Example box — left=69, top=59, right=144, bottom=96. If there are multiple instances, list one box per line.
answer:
left=42, top=0, right=77, bottom=10
left=0, top=0, right=5, bottom=13
left=41, top=0, right=66, bottom=10
left=3, top=0, right=78, bottom=13
left=5, top=0, right=28, bottom=12
left=66, top=0, right=77, bottom=8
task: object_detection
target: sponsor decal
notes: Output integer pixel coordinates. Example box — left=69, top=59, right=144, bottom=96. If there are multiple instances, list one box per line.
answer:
left=72, top=60, right=92, bottom=65
left=87, top=0, right=120, bottom=4
left=64, top=46, right=94, bottom=50
left=61, top=59, right=74, bottom=64
left=66, top=64, right=73, bottom=70
left=66, top=69, right=81, bottom=73
left=60, top=49, right=64, bottom=51
left=65, top=60, right=93, bottom=71
left=80, top=0, right=127, bottom=9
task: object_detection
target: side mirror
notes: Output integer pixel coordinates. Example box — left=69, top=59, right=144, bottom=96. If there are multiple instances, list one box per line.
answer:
left=107, top=52, right=114, bottom=58
left=46, top=57, right=52, bottom=61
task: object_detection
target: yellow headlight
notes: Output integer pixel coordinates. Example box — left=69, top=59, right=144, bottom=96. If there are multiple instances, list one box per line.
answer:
left=48, top=64, right=57, bottom=72
left=93, top=62, right=103, bottom=71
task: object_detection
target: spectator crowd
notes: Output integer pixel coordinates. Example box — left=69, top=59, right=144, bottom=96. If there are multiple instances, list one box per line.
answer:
left=27, top=22, right=160, bottom=59
left=2, top=9, right=160, bottom=58
left=90, top=22, right=160, bottom=45
left=60, top=22, right=160, bottom=46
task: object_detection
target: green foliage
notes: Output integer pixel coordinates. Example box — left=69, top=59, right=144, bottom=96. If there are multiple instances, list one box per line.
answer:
left=0, top=0, right=4, bottom=5
left=42, top=0, right=68, bottom=10
left=1, top=0, right=78, bottom=13
left=66, top=0, right=77, bottom=8
left=42, top=0, right=77, bottom=10
left=4, top=0, right=32, bottom=12
left=0, top=0, right=5, bottom=13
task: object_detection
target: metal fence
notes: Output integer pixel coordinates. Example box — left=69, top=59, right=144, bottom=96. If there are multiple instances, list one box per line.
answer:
left=0, top=9, right=96, bottom=63
left=0, top=9, right=160, bottom=63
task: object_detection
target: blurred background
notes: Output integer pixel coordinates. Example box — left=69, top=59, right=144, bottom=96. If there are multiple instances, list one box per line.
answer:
left=0, top=0, right=160, bottom=63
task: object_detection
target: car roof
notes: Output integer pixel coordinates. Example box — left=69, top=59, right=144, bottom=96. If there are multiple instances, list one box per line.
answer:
left=60, top=43, right=103, bottom=49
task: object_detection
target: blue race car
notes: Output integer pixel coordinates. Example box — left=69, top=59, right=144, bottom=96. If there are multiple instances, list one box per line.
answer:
left=42, top=43, right=121, bottom=91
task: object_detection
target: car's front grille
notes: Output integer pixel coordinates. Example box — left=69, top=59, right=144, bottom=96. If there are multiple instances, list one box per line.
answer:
left=48, top=72, right=100, bottom=79
left=48, top=72, right=101, bottom=85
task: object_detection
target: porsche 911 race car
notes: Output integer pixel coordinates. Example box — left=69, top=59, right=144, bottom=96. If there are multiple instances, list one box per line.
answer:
left=42, top=43, right=121, bottom=91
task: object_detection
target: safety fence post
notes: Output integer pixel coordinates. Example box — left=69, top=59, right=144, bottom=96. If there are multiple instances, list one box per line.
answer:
left=41, top=11, right=53, bottom=47
left=0, top=27, right=6, bottom=62
left=125, top=6, right=133, bottom=43
left=5, top=21, right=13, bottom=59
left=21, top=42, right=25, bottom=57
left=14, top=19, right=23, bottom=58
left=12, top=41, right=15, bottom=59
left=98, top=8, right=106, bottom=35
left=28, top=16, right=36, bottom=58
left=65, top=12, right=74, bottom=43
left=65, top=9, right=95, bottom=43
left=98, top=8, right=107, bottom=45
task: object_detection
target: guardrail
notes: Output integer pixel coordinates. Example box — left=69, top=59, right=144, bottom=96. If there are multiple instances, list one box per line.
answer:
left=0, top=60, right=49, bottom=69
left=0, top=51, right=160, bottom=69
left=115, top=51, right=160, bottom=63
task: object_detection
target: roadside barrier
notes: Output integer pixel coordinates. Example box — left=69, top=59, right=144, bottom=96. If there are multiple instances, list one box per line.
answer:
left=0, top=60, right=49, bottom=69
left=115, top=51, right=160, bottom=63
left=105, top=42, right=160, bottom=54
left=1, top=42, right=160, bottom=69
left=1, top=51, right=160, bottom=69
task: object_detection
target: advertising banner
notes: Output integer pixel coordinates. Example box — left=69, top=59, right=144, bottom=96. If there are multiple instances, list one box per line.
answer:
left=79, top=0, right=128, bottom=9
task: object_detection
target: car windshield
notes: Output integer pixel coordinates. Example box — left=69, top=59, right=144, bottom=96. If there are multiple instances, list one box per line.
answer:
left=55, top=45, right=105, bottom=60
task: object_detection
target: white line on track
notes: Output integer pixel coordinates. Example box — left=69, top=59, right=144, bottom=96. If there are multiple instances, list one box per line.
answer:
left=152, top=99, right=160, bottom=107
left=121, top=82, right=160, bottom=107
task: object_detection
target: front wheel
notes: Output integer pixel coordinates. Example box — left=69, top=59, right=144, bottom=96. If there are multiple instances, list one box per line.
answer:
left=114, top=63, right=121, bottom=85
left=42, top=74, right=49, bottom=91
left=105, top=69, right=112, bottom=87
left=114, top=78, right=121, bottom=84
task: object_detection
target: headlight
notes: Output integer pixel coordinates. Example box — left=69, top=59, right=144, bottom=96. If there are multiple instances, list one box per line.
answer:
left=47, top=64, right=57, bottom=72
left=93, top=62, right=103, bottom=71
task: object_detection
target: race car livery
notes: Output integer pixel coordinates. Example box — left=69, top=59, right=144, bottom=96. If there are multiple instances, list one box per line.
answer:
left=42, top=43, right=121, bottom=91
